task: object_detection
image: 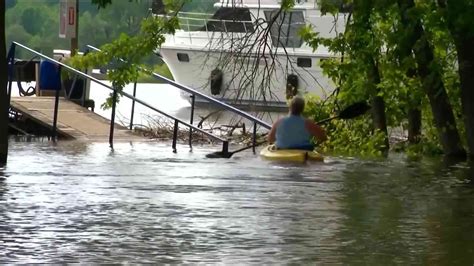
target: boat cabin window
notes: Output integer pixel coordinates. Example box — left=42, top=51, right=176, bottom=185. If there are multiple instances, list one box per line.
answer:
left=297, top=58, right=312, bottom=68
left=177, top=53, right=190, bottom=62
left=265, top=11, right=305, bottom=48
left=201, top=8, right=254, bottom=33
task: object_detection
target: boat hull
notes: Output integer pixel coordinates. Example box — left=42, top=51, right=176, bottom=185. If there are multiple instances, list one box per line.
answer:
left=159, top=46, right=335, bottom=110
left=156, top=1, right=346, bottom=110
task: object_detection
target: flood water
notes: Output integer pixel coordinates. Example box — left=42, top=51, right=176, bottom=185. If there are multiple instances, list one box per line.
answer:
left=1, top=140, right=473, bottom=264
left=5, top=82, right=474, bottom=263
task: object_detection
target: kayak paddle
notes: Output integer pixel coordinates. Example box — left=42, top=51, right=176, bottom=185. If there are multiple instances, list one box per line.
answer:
left=205, top=140, right=267, bottom=158
left=205, top=101, right=371, bottom=158
left=316, top=101, right=371, bottom=124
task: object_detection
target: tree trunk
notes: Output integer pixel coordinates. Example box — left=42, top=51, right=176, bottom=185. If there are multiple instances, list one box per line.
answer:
left=396, top=31, right=422, bottom=144
left=455, top=37, right=474, bottom=156
left=412, top=24, right=465, bottom=157
left=368, top=60, right=389, bottom=151
left=437, top=0, right=474, bottom=156
left=354, top=0, right=389, bottom=152
left=0, top=3, right=9, bottom=164
left=371, top=95, right=389, bottom=149
left=407, top=107, right=421, bottom=143
left=398, top=0, right=465, bottom=157
left=406, top=68, right=422, bottom=144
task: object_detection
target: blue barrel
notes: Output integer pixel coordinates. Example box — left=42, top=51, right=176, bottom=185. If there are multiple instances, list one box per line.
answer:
left=39, top=60, right=62, bottom=91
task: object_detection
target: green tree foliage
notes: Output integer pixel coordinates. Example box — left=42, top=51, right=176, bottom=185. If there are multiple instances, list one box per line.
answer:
left=6, top=1, right=66, bottom=57
left=21, top=7, right=46, bottom=35
left=91, top=0, right=112, bottom=9
left=79, top=0, right=151, bottom=48
left=301, top=0, right=472, bottom=157
left=5, top=0, right=154, bottom=58
left=303, top=95, right=387, bottom=157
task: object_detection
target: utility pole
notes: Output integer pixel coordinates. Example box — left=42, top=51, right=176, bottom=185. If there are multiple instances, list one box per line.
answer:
left=70, top=0, right=79, bottom=56
left=0, top=2, right=9, bottom=164
left=59, top=0, right=78, bottom=56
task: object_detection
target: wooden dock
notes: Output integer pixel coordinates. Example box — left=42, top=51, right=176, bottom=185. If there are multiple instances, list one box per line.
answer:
left=10, top=96, right=146, bottom=141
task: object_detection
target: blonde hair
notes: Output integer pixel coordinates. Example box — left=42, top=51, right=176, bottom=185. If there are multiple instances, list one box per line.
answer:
left=289, top=96, right=305, bottom=115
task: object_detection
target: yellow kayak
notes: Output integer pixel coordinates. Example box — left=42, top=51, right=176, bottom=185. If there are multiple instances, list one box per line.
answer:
left=260, top=145, right=324, bottom=163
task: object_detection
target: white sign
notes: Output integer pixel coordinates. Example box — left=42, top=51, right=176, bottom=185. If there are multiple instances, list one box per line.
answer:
left=59, top=0, right=77, bottom=39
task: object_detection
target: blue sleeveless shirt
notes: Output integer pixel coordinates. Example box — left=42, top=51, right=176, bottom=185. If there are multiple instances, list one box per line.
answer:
left=275, top=115, right=312, bottom=149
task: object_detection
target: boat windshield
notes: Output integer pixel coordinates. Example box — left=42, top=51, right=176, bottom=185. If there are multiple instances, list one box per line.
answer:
left=264, top=10, right=305, bottom=48
left=201, top=7, right=254, bottom=32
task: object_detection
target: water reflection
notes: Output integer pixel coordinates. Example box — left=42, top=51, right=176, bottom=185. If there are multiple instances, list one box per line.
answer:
left=0, top=140, right=473, bottom=263
left=337, top=157, right=474, bottom=265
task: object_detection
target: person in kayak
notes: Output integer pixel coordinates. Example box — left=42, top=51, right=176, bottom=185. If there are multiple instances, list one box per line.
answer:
left=268, top=96, right=326, bottom=150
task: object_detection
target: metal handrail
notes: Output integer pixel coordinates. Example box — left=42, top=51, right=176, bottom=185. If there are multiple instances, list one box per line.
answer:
left=9, top=42, right=228, bottom=150
left=85, top=45, right=272, bottom=130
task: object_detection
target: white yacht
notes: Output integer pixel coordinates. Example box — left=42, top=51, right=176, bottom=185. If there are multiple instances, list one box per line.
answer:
left=156, top=0, right=346, bottom=111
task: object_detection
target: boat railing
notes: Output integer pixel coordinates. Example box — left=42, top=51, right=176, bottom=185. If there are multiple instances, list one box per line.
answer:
left=175, top=11, right=310, bottom=32
left=85, top=45, right=271, bottom=154
left=176, top=12, right=213, bottom=31
left=158, top=11, right=256, bottom=44
left=6, top=41, right=241, bottom=154
left=169, top=11, right=316, bottom=50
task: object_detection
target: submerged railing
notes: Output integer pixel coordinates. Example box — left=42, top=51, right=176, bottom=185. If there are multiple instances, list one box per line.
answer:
left=6, top=41, right=271, bottom=155
left=6, top=42, right=232, bottom=153
left=86, top=44, right=272, bottom=153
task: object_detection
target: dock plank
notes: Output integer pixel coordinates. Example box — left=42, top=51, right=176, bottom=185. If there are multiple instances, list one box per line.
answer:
left=10, top=96, right=146, bottom=141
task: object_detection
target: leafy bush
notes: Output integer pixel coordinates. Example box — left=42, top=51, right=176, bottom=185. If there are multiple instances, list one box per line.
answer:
left=303, top=95, right=387, bottom=157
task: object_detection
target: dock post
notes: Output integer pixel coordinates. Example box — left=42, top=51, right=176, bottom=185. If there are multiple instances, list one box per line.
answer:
left=52, top=88, right=60, bottom=141
left=252, top=121, right=257, bottom=153
left=129, top=81, right=137, bottom=130
left=7, top=44, right=16, bottom=103
left=172, top=119, right=179, bottom=153
left=222, top=140, right=229, bottom=154
left=81, top=69, right=87, bottom=107
left=188, top=94, right=195, bottom=150
left=109, top=87, right=118, bottom=148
